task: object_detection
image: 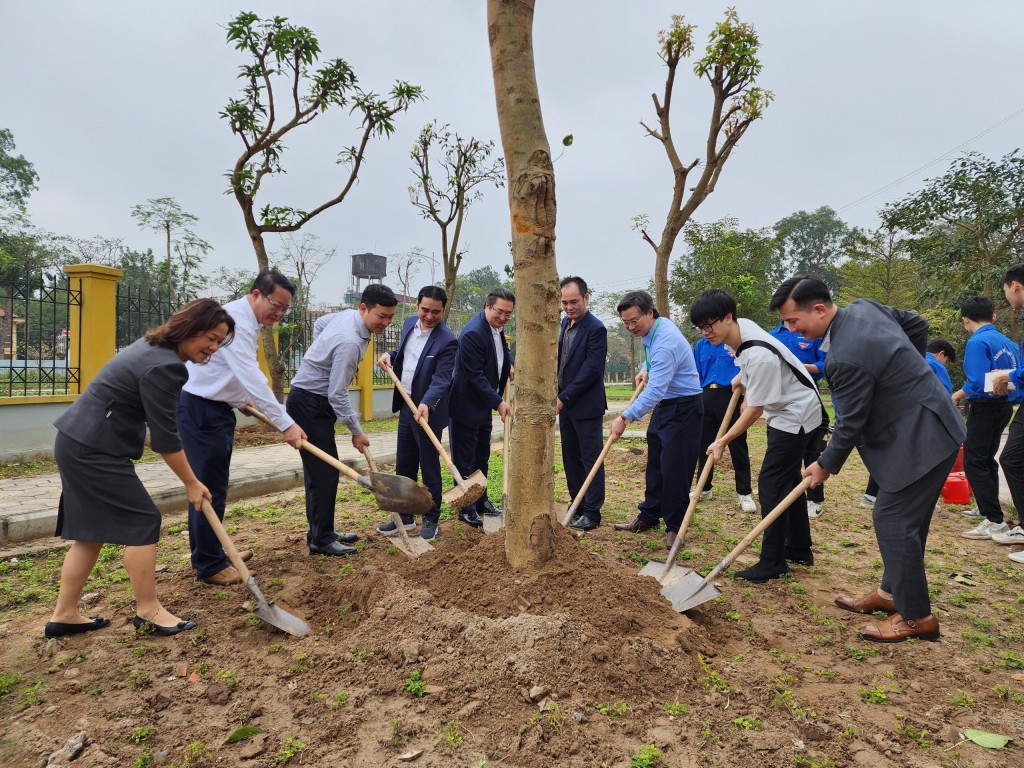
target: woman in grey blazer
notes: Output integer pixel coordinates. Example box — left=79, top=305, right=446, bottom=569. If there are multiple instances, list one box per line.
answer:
left=45, top=298, right=234, bottom=639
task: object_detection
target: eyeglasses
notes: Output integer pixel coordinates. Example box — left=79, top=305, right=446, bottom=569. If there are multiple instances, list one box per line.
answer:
left=261, top=294, right=290, bottom=316
left=692, top=318, right=721, bottom=334
left=489, top=307, right=514, bottom=319
left=621, top=316, right=644, bottom=329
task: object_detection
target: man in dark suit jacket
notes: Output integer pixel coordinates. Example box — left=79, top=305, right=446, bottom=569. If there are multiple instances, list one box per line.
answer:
left=556, top=276, right=608, bottom=530
left=449, top=287, right=514, bottom=527
left=773, top=276, right=966, bottom=643
left=377, top=286, right=458, bottom=541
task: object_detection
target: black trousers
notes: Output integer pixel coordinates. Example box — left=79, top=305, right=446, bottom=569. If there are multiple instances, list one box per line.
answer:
left=695, top=386, right=752, bottom=495
left=177, top=392, right=235, bottom=580
left=963, top=399, right=1012, bottom=523
left=875, top=449, right=958, bottom=619
left=998, top=406, right=1024, bottom=523
left=396, top=405, right=443, bottom=522
left=559, top=410, right=605, bottom=521
left=448, top=416, right=493, bottom=511
left=286, top=386, right=341, bottom=548
left=756, top=426, right=812, bottom=568
left=636, top=396, right=703, bottom=533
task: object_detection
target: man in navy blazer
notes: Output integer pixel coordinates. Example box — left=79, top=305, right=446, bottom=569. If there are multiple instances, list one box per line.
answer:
left=556, top=276, right=608, bottom=530
left=449, top=288, right=515, bottom=527
left=377, top=286, right=458, bottom=540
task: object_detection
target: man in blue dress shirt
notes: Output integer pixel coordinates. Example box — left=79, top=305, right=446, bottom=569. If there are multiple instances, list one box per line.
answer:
left=692, top=337, right=755, bottom=512
left=610, top=291, right=703, bottom=548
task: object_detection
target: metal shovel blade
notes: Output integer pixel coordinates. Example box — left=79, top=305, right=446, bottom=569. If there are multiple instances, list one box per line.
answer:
left=665, top=578, right=723, bottom=613
left=387, top=512, right=435, bottom=559
left=441, top=470, right=487, bottom=509
left=369, top=472, right=434, bottom=515
left=245, top=577, right=312, bottom=637
left=482, top=504, right=505, bottom=534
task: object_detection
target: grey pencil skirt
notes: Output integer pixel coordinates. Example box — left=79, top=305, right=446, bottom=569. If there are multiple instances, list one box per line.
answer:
left=54, top=431, right=161, bottom=546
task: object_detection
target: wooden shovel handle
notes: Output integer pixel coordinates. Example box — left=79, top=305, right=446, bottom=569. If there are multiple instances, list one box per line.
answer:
left=502, top=393, right=514, bottom=498
left=243, top=406, right=367, bottom=487
left=200, top=499, right=251, bottom=582
left=361, top=446, right=379, bottom=473
left=383, top=365, right=465, bottom=484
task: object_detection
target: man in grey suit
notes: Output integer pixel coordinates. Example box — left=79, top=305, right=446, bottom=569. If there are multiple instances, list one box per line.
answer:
left=772, top=276, right=965, bottom=643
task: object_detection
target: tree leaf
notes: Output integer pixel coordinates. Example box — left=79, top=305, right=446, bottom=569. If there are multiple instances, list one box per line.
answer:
left=963, top=728, right=1011, bottom=749
left=562, top=134, right=573, bottom=147
left=225, top=726, right=261, bottom=744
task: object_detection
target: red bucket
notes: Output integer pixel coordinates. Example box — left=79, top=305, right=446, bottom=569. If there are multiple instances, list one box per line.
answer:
left=941, top=471, right=971, bottom=505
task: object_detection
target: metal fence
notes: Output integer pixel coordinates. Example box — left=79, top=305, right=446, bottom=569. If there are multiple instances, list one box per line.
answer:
left=115, top=283, right=175, bottom=351
left=0, top=271, right=80, bottom=396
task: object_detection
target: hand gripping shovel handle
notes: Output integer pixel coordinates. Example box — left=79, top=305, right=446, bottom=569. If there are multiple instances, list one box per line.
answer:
left=561, top=382, right=645, bottom=527
left=243, top=406, right=369, bottom=489
left=200, top=499, right=251, bottom=583
left=661, top=387, right=742, bottom=574
left=383, top=365, right=467, bottom=484
left=701, top=476, right=814, bottom=585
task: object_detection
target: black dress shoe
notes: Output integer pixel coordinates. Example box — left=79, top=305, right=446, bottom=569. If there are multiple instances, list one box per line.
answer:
left=309, top=541, right=357, bottom=556
left=133, top=616, right=198, bottom=637
left=613, top=515, right=658, bottom=532
left=569, top=514, right=599, bottom=531
left=733, top=561, right=789, bottom=583
left=309, top=531, right=361, bottom=545
left=478, top=499, right=501, bottom=516
left=44, top=616, right=111, bottom=639
left=786, top=549, right=814, bottom=567
left=458, top=508, right=484, bottom=528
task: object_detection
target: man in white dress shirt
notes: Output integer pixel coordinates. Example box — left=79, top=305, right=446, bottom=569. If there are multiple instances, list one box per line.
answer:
left=177, top=269, right=306, bottom=585
left=287, top=284, right=397, bottom=555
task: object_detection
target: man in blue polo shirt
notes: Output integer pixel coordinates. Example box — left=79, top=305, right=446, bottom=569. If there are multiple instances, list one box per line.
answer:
left=692, top=336, right=755, bottom=512
left=770, top=319, right=828, bottom=519
left=953, top=296, right=1020, bottom=541
left=610, top=290, right=702, bottom=549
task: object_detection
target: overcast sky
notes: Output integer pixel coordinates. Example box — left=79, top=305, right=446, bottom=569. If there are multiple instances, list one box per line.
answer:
left=3, top=1, right=1023, bottom=305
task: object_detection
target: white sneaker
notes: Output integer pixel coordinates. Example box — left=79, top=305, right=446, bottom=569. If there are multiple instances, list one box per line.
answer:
left=689, top=489, right=713, bottom=501
left=807, top=501, right=823, bottom=519
left=962, top=521, right=1010, bottom=540
left=991, top=525, right=1024, bottom=545
left=738, top=494, right=757, bottom=513
left=961, top=508, right=983, bottom=519
left=860, top=494, right=876, bottom=509
left=1009, top=550, right=1024, bottom=564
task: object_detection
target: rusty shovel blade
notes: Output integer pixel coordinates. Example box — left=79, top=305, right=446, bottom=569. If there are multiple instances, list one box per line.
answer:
left=368, top=472, right=434, bottom=515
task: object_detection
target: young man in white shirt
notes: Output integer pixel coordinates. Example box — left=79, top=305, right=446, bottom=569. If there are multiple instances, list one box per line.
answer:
left=178, top=269, right=307, bottom=586
left=691, top=289, right=822, bottom=583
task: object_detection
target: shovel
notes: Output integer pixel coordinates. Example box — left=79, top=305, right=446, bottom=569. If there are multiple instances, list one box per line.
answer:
left=486, top=386, right=514, bottom=534
left=243, top=406, right=433, bottom=515
left=639, top=387, right=740, bottom=575
left=657, top=477, right=814, bottom=612
left=381, top=366, right=488, bottom=510
left=199, top=499, right=311, bottom=637
left=360, top=446, right=434, bottom=558
left=560, top=382, right=645, bottom=527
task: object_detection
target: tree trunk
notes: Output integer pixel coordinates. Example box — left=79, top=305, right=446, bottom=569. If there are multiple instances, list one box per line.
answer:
left=249, top=230, right=285, bottom=400
left=489, top=0, right=559, bottom=569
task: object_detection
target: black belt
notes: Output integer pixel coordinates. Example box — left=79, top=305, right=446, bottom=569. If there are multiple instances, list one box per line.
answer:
left=703, top=383, right=729, bottom=390
left=659, top=394, right=700, bottom=406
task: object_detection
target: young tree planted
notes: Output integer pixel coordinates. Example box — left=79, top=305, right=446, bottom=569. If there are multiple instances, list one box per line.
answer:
left=221, top=11, right=423, bottom=395
left=633, top=10, right=772, bottom=316
left=489, top=0, right=560, bottom=569
left=409, top=121, right=505, bottom=321
left=130, top=197, right=211, bottom=309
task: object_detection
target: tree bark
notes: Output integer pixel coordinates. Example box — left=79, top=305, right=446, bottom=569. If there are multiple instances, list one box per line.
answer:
left=488, top=0, right=559, bottom=569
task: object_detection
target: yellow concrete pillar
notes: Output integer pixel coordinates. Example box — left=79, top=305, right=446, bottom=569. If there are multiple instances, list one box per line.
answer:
left=62, top=263, right=123, bottom=394
left=356, top=336, right=375, bottom=422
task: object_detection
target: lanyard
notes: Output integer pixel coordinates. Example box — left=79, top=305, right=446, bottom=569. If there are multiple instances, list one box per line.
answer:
left=644, top=318, right=662, bottom=372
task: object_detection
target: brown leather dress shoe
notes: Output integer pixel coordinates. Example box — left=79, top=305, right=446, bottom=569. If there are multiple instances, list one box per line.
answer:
left=238, top=549, right=254, bottom=563
left=203, top=566, right=242, bottom=586
left=613, top=516, right=658, bottom=533
left=665, top=531, right=678, bottom=548
left=858, top=612, right=940, bottom=643
left=834, top=590, right=896, bottom=615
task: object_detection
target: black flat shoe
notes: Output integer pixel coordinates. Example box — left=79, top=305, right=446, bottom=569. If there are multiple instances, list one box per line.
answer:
left=733, top=563, right=789, bottom=583
left=133, top=616, right=198, bottom=637
left=44, top=616, right=110, bottom=639
left=569, top=514, right=600, bottom=531
left=309, top=540, right=357, bottom=556
left=478, top=499, right=501, bottom=517
left=458, top=508, right=483, bottom=528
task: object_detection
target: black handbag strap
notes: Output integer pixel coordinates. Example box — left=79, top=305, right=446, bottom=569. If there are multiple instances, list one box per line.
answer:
left=735, top=339, right=829, bottom=426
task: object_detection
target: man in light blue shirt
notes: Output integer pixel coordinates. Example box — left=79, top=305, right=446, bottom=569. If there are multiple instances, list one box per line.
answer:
left=610, top=290, right=702, bottom=548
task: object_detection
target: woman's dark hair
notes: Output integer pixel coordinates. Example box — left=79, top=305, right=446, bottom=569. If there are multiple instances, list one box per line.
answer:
left=145, top=298, right=235, bottom=349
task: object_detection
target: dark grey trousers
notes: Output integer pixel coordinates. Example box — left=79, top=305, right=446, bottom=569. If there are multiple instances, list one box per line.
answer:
left=874, top=449, right=958, bottom=619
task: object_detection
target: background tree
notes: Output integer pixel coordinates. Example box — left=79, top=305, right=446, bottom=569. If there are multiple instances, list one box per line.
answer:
left=444, top=264, right=514, bottom=329
left=668, top=218, right=781, bottom=330
left=388, top=246, right=433, bottom=322
left=837, top=227, right=919, bottom=309
left=489, top=0, right=559, bottom=569
left=409, top=121, right=505, bottom=321
left=772, top=205, right=856, bottom=293
left=589, top=290, right=643, bottom=381
left=0, top=128, right=39, bottom=210
left=130, top=197, right=211, bottom=307
left=633, top=10, right=772, bottom=316
left=222, top=12, right=423, bottom=396
left=275, top=232, right=336, bottom=314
